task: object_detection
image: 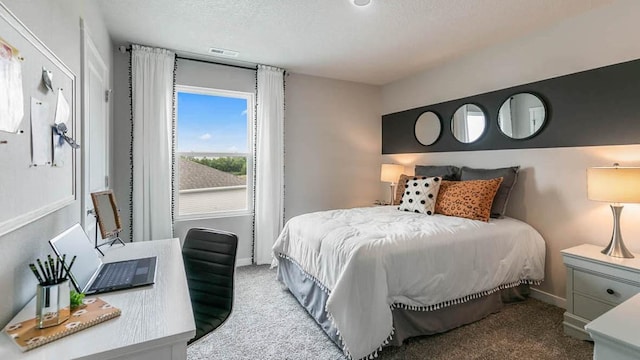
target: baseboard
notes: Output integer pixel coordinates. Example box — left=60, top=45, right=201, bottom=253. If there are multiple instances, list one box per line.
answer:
left=236, top=257, right=252, bottom=267
left=530, top=287, right=566, bottom=309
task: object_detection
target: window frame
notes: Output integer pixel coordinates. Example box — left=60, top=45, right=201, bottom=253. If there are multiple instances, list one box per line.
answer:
left=174, top=85, right=254, bottom=220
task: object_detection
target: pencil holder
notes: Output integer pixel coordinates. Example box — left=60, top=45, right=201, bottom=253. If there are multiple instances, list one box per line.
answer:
left=36, top=279, right=70, bottom=329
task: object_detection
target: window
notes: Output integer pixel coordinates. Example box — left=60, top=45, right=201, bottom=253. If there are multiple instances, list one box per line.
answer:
left=466, top=113, right=485, bottom=141
left=175, top=85, right=254, bottom=218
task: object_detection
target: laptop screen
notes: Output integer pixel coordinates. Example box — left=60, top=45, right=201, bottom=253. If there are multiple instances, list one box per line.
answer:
left=49, top=224, right=103, bottom=292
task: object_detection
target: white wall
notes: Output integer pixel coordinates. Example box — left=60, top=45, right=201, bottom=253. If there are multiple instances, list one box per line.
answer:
left=0, top=0, right=112, bottom=326
left=110, top=48, right=130, bottom=242
left=284, top=73, right=382, bottom=220
left=381, top=0, right=640, bottom=303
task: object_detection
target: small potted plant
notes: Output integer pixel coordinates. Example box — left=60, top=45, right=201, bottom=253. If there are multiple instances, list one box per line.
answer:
left=70, top=290, right=85, bottom=310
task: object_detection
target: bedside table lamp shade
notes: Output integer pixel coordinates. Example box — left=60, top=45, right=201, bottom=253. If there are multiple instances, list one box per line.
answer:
left=587, top=167, right=640, bottom=203
left=381, top=164, right=404, bottom=205
left=587, top=165, right=640, bottom=258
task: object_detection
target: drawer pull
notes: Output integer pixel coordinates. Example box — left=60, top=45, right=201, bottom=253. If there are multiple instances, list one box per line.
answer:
left=606, top=288, right=615, bottom=295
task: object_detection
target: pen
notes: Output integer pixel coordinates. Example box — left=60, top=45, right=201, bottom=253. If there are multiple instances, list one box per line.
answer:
left=53, top=257, right=58, bottom=283
left=48, top=255, right=56, bottom=283
left=29, top=263, right=44, bottom=284
left=36, top=258, right=49, bottom=284
left=64, top=255, right=77, bottom=279
left=59, top=254, right=66, bottom=280
left=45, top=260, right=52, bottom=284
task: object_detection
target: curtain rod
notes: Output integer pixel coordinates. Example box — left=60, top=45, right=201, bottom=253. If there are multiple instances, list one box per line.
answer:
left=119, top=45, right=257, bottom=71
left=176, top=56, right=257, bottom=71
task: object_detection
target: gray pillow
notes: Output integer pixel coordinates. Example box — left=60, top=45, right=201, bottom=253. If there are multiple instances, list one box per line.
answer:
left=460, top=166, right=520, bottom=218
left=415, top=165, right=460, bottom=181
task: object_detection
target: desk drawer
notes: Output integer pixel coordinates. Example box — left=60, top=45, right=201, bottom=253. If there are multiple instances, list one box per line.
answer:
left=574, top=294, right=613, bottom=321
left=573, top=270, right=640, bottom=305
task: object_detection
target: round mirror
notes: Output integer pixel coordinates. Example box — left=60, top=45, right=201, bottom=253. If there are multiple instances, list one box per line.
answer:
left=414, top=111, right=441, bottom=146
left=451, top=104, right=486, bottom=143
left=498, top=93, right=546, bottom=139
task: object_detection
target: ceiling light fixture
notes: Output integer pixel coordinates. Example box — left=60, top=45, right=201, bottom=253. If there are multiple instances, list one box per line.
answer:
left=352, top=0, right=371, bottom=7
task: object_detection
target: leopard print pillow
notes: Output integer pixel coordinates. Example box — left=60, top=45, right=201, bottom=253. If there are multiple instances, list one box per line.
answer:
left=435, top=178, right=504, bottom=222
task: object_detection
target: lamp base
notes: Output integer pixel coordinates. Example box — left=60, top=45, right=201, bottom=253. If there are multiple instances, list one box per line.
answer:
left=388, top=183, right=395, bottom=205
left=602, top=204, right=635, bottom=259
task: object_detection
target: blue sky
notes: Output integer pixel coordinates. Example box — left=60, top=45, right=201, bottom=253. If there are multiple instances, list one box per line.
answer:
left=177, top=92, right=248, bottom=153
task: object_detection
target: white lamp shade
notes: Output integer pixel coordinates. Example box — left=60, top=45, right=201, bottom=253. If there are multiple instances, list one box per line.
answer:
left=380, top=164, right=404, bottom=183
left=587, top=167, right=640, bottom=203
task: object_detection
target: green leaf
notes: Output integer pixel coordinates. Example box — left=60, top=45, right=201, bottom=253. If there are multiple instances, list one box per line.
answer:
left=70, top=290, right=85, bottom=309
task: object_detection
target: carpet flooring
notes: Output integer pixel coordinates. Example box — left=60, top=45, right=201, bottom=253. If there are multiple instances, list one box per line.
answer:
left=187, top=265, right=593, bottom=360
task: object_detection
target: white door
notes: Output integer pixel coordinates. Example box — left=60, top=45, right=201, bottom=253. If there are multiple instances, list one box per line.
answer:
left=81, top=21, right=110, bottom=242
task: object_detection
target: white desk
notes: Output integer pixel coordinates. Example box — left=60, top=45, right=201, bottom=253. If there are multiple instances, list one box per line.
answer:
left=585, top=293, right=640, bottom=360
left=0, top=238, right=196, bottom=360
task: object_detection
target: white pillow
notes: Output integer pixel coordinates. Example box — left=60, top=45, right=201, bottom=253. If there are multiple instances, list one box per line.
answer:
left=397, top=176, right=442, bottom=215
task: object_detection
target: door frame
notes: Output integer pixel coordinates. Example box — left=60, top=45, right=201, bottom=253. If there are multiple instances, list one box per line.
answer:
left=80, top=20, right=110, bottom=231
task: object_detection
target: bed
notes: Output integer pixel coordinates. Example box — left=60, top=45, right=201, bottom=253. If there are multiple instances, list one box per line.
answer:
left=272, top=205, right=545, bottom=360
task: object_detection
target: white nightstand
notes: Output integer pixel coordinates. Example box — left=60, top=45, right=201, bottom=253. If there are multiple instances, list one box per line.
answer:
left=561, top=244, right=640, bottom=340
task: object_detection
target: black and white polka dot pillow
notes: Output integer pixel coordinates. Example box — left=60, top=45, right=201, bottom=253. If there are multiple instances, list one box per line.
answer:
left=397, top=176, right=442, bottom=215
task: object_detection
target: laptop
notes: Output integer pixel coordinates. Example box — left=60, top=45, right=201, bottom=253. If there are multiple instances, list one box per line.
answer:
left=49, top=224, right=157, bottom=295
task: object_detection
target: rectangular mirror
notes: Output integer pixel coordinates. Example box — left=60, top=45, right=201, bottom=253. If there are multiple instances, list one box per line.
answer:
left=90, top=190, right=122, bottom=239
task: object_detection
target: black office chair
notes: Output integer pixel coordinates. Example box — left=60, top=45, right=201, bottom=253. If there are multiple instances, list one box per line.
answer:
left=182, top=228, right=238, bottom=344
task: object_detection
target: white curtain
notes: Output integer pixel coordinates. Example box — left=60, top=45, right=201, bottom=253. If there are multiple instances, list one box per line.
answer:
left=130, top=45, right=175, bottom=241
left=254, top=65, right=285, bottom=264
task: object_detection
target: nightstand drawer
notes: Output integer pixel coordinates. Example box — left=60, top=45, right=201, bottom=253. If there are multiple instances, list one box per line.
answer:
left=574, top=294, right=614, bottom=321
left=574, top=270, right=640, bottom=305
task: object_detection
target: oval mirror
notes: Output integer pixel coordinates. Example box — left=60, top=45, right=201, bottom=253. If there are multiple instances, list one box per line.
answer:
left=498, top=93, right=546, bottom=139
left=415, top=111, right=441, bottom=146
left=451, top=104, right=486, bottom=143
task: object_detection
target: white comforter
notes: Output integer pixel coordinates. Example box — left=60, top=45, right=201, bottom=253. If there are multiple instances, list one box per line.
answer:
left=272, top=206, right=545, bottom=360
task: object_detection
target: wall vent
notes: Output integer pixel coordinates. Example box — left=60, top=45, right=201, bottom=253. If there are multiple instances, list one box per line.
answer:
left=208, top=47, right=239, bottom=58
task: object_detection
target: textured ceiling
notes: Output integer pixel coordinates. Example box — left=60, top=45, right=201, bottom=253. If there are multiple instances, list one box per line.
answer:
left=97, top=0, right=612, bottom=85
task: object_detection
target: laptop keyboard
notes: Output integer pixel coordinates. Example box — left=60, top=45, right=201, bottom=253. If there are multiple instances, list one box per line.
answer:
left=90, top=261, right=137, bottom=291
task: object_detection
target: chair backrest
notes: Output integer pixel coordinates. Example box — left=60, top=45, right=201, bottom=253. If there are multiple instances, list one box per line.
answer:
left=182, top=227, right=238, bottom=344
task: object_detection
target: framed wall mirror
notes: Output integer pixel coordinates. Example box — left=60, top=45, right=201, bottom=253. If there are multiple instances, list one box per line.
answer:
left=498, top=92, right=547, bottom=139
left=414, top=111, right=441, bottom=146
left=451, top=104, right=486, bottom=143
left=90, top=190, right=123, bottom=250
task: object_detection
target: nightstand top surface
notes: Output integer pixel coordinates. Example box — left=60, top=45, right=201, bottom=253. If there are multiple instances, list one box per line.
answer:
left=585, top=293, right=640, bottom=351
left=561, top=244, right=640, bottom=272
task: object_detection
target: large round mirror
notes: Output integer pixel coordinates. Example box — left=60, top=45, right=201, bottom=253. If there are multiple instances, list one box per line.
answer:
left=451, top=104, right=486, bottom=143
left=415, top=111, right=441, bottom=146
left=498, top=93, right=546, bottom=139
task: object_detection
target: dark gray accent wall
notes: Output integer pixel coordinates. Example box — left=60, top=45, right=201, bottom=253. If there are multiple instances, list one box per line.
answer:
left=382, top=58, right=640, bottom=154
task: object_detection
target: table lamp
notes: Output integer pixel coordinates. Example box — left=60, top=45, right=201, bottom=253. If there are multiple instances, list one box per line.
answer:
left=381, top=164, right=404, bottom=205
left=587, top=164, right=640, bottom=258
